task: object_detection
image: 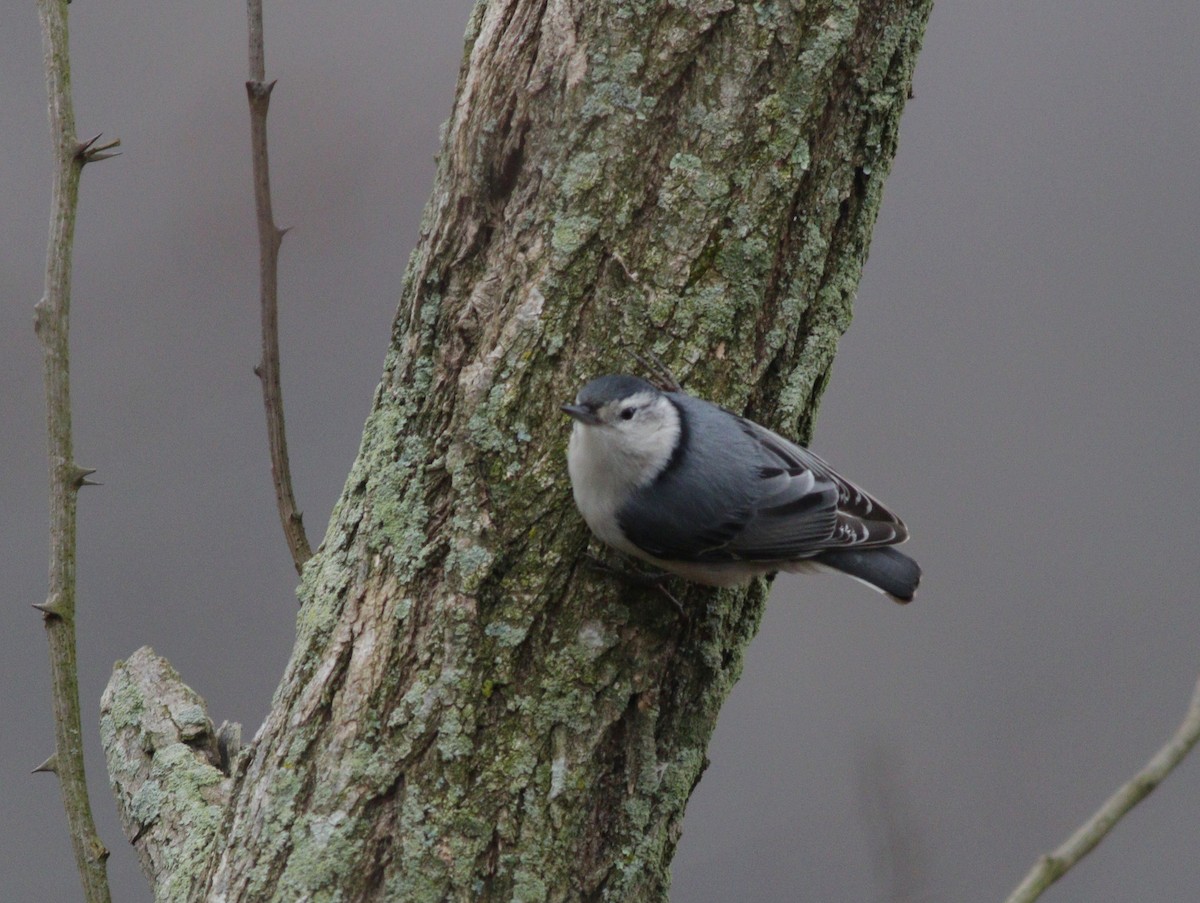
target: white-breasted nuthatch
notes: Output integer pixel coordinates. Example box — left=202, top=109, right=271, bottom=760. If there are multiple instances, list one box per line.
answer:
left=562, top=374, right=921, bottom=602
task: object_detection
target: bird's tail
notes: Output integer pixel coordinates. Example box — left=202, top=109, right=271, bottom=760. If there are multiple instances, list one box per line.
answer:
left=813, top=547, right=921, bottom=603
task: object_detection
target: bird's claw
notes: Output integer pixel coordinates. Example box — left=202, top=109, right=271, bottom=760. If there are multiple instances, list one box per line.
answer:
left=583, top=553, right=688, bottom=619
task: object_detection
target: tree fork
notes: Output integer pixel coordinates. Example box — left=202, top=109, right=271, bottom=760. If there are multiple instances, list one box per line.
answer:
left=103, top=1, right=933, bottom=899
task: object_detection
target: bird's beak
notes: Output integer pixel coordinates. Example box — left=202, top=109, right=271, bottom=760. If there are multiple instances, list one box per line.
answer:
left=561, top=403, right=600, bottom=425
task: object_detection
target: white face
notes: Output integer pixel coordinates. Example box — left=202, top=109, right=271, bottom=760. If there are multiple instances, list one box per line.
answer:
left=564, top=387, right=682, bottom=555
left=568, top=391, right=681, bottom=491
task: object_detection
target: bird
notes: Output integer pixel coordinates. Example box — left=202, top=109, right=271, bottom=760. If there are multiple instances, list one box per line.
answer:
left=562, top=374, right=921, bottom=602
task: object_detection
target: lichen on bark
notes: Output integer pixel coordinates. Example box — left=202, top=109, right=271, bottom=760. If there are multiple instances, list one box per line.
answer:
left=102, top=0, right=933, bottom=899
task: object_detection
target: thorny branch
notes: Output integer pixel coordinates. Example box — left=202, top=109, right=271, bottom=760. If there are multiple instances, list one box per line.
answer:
left=246, top=0, right=312, bottom=573
left=33, top=1, right=117, bottom=901
left=1003, top=673, right=1200, bottom=903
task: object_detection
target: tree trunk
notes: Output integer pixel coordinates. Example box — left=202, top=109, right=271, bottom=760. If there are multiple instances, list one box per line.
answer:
left=100, top=0, right=932, bottom=899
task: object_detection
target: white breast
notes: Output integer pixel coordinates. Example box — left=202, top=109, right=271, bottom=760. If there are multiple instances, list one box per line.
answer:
left=567, top=423, right=644, bottom=556
left=565, top=401, right=680, bottom=559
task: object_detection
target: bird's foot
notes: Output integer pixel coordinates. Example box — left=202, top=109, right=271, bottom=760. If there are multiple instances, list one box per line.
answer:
left=584, top=553, right=688, bottom=619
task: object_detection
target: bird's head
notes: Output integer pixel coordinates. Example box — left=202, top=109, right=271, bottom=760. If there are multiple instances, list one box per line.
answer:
left=562, top=374, right=681, bottom=486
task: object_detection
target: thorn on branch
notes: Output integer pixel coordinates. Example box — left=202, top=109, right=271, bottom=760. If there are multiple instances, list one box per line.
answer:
left=33, top=594, right=65, bottom=620
left=32, top=753, right=59, bottom=774
left=75, top=133, right=122, bottom=165
left=68, top=465, right=101, bottom=489
left=245, top=79, right=277, bottom=102
left=33, top=298, right=51, bottom=340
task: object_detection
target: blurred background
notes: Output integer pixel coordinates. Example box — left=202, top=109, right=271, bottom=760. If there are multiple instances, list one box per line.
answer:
left=3, top=1, right=1197, bottom=900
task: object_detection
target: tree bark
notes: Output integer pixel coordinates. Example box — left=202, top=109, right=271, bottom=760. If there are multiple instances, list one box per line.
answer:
left=101, top=0, right=932, bottom=899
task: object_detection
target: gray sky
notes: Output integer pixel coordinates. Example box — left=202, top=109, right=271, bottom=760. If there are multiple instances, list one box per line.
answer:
left=3, top=1, right=1198, bottom=900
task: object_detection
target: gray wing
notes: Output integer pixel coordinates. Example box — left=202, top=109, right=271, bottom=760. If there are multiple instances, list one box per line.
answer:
left=731, top=415, right=908, bottom=556
left=618, top=399, right=907, bottom=564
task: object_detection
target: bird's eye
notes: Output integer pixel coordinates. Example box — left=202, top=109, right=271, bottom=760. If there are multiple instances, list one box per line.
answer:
left=619, top=407, right=636, bottom=421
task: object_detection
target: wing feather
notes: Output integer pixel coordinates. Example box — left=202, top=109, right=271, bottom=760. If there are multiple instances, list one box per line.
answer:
left=729, top=415, right=909, bottom=555
left=617, top=399, right=908, bottom=565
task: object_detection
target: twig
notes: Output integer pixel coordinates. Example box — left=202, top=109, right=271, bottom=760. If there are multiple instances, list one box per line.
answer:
left=246, top=0, right=312, bottom=573
left=33, top=2, right=115, bottom=901
left=857, top=743, right=928, bottom=903
left=1003, top=673, right=1200, bottom=903
left=633, top=350, right=683, bottom=393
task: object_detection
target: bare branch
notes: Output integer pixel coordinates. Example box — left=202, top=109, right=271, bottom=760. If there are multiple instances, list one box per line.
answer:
left=245, top=0, right=312, bottom=573
left=857, top=743, right=929, bottom=903
left=1004, top=674, right=1200, bottom=903
left=34, top=2, right=116, bottom=900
